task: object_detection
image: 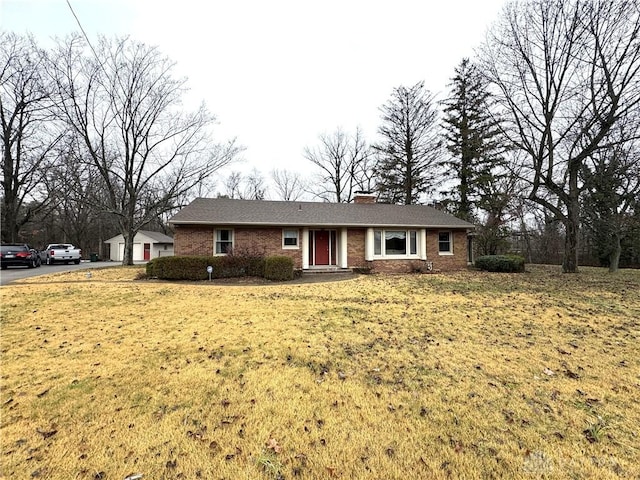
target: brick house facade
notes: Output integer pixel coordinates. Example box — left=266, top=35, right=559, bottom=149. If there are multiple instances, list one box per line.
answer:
left=170, top=196, right=474, bottom=273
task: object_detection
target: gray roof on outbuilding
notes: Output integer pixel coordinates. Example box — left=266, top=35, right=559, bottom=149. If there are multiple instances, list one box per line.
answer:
left=169, top=198, right=475, bottom=229
left=104, top=230, right=174, bottom=243
left=139, top=230, right=174, bottom=243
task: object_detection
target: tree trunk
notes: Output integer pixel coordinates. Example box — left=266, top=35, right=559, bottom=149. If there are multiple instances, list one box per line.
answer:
left=122, top=228, right=135, bottom=266
left=405, top=149, right=413, bottom=205
left=609, top=234, right=621, bottom=273
left=562, top=199, right=580, bottom=273
left=563, top=173, right=580, bottom=273
left=1, top=203, right=19, bottom=243
left=562, top=219, right=579, bottom=273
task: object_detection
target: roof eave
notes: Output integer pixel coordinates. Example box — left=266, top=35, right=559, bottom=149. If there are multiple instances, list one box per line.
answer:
left=170, top=220, right=473, bottom=229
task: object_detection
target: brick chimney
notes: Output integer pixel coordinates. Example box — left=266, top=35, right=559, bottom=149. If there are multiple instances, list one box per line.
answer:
left=353, top=191, right=377, bottom=204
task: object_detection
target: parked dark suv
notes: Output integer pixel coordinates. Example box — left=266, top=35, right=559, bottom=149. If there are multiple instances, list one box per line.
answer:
left=0, top=244, right=41, bottom=269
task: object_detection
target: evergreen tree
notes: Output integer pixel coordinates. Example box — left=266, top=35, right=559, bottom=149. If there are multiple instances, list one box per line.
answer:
left=373, top=82, right=441, bottom=205
left=581, top=133, right=640, bottom=272
left=441, top=58, right=504, bottom=222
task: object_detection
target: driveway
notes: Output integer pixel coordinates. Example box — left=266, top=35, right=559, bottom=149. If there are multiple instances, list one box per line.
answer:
left=0, top=261, right=116, bottom=286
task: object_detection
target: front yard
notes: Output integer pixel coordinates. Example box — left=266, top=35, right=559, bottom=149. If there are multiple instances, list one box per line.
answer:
left=1, top=265, right=638, bottom=479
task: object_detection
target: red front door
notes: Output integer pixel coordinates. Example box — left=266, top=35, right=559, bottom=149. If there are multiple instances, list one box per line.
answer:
left=143, top=243, right=151, bottom=261
left=309, top=230, right=335, bottom=265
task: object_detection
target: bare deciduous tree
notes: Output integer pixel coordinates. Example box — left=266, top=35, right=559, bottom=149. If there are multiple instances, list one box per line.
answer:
left=222, top=171, right=243, bottom=199
left=271, top=168, right=307, bottom=201
left=48, top=35, right=241, bottom=264
left=479, top=0, right=640, bottom=272
left=304, top=127, right=372, bottom=203
left=244, top=168, right=266, bottom=200
left=1, top=33, right=62, bottom=242
left=221, top=168, right=266, bottom=200
left=41, top=136, right=116, bottom=255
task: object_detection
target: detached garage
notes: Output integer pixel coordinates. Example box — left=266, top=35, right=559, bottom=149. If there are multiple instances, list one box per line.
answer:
left=104, top=230, right=174, bottom=262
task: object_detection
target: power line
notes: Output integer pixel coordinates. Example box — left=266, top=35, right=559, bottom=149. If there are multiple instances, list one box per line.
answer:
left=65, top=0, right=101, bottom=64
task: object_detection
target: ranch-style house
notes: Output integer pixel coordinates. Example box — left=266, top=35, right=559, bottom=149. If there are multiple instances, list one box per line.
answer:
left=169, top=194, right=475, bottom=273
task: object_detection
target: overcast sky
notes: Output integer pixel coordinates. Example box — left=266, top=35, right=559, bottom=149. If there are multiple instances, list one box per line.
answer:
left=2, top=0, right=506, bottom=191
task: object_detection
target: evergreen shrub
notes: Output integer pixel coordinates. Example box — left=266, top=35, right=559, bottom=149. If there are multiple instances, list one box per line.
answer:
left=264, top=255, right=294, bottom=281
left=146, top=254, right=266, bottom=280
left=475, top=254, right=526, bottom=273
left=146, top=258, right=158, bottom=277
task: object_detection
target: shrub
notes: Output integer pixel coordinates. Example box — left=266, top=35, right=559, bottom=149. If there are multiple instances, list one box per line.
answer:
left=146, top=254, right=266, bottom=281
left=146, top=258, right=158, bottom=278
left=264, top=255, right=294, bottom=281
left=148, top=256, right=210, bottom=280
left=226, top=248, right=266, bottom=277
left=353, top=266, right=372, bottom=274
left=475, top=254, right=526, bottom=273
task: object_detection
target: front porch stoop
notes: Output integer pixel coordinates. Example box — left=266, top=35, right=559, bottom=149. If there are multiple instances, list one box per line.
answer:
left=302, top=267, right=353, bottom=275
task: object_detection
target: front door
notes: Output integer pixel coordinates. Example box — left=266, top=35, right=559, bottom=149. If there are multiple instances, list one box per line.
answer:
left=144, top=243, right=151, bottom=261
left=314, top=231, right=330, bottom=265
left=309, top=230, right=337, bottom=266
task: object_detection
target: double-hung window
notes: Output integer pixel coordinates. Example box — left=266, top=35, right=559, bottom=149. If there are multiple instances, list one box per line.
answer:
left=373, top=229, right=418, bottom=257
left=282, top=229, right=299, bottom=249
left=438, top=231, right=453, bottom=254
left=215, top=229, right=233, bottom=254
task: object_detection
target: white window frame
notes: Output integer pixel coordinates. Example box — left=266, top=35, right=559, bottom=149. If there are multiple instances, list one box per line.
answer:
left=215, top=228, right=234, bottom=255
left=438, top=231, right=453, bottom=255
left=373, top=229, right=420, bottom=259
left=282, top=229, right=299, bottom=249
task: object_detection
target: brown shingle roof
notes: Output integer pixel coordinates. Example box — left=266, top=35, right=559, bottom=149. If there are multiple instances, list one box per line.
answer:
left=170, top=198, right=474, bottom=229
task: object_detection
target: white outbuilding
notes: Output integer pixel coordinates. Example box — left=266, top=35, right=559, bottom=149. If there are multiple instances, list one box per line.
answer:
left=104, top=230, right=174, bottom=262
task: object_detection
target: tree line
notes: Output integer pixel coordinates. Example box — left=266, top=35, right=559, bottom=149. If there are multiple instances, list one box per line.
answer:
left=1, top=33, right=241, bottom=264
left=2, top=0, right=639, bottom=271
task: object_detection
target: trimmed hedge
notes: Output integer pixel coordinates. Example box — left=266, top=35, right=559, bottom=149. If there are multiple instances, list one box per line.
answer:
left=475, top=254, right=526, bottom=273
left=146, top=256, right=212, bottom=280
left=146, top=254, right=266, bottom=280
left=264, top=255, right=294, bottom=281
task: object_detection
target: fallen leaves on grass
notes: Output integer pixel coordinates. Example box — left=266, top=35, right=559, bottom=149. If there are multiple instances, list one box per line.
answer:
left=35, top=428, right=57, bottom=439
left=1, top=265, right=639, bottom=479
left=266, top=438, right=282, bottom=453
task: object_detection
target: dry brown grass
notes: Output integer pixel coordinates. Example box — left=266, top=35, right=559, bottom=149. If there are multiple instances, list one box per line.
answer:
left=1, top=265, right=638, bottom=479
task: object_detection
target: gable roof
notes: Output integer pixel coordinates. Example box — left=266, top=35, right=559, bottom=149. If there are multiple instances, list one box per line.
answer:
left=104, top=230, right=174, bottom=244
left=170, top=198, right=474, bottom=229
left=140, top=230, right=174, bottom=243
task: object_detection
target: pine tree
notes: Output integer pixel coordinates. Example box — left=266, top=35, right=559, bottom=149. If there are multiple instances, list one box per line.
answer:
left=373, top=82, right=441, bottom=205
left=581, top=134, right=640, bottom=272
left=441, top=58, right=504, bottom=222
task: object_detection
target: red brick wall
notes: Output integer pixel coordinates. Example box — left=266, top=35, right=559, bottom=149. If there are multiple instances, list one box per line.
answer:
left=173, top=226, right=303, bottom=267
left=426, top=229, right=469, bottom=271
left=353, top=194, right=377, bottom=204
left=369, top=259, right=423, bottom=273
left=368, top=229, right=469, bottom=273
left=234, top=228, right=302, bottom=268
left=347, top=228, right=366, bottom=267
left=174, top=225, right=469, bottom=272
left=173, top=225, right=213, bottom=256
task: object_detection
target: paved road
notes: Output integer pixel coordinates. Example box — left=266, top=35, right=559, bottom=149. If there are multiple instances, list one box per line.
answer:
left=0, top=261, right=116, bottom=286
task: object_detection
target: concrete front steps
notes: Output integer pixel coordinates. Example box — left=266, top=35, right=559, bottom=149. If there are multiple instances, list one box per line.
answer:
left=301, top=266, right=353, bottom=275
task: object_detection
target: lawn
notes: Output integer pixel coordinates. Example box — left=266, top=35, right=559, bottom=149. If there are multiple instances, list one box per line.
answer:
left=1, top=265, right=638, bottom=479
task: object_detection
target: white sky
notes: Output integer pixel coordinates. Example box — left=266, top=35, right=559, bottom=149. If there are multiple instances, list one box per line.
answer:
left=1, top=0, right=506, bottom=189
